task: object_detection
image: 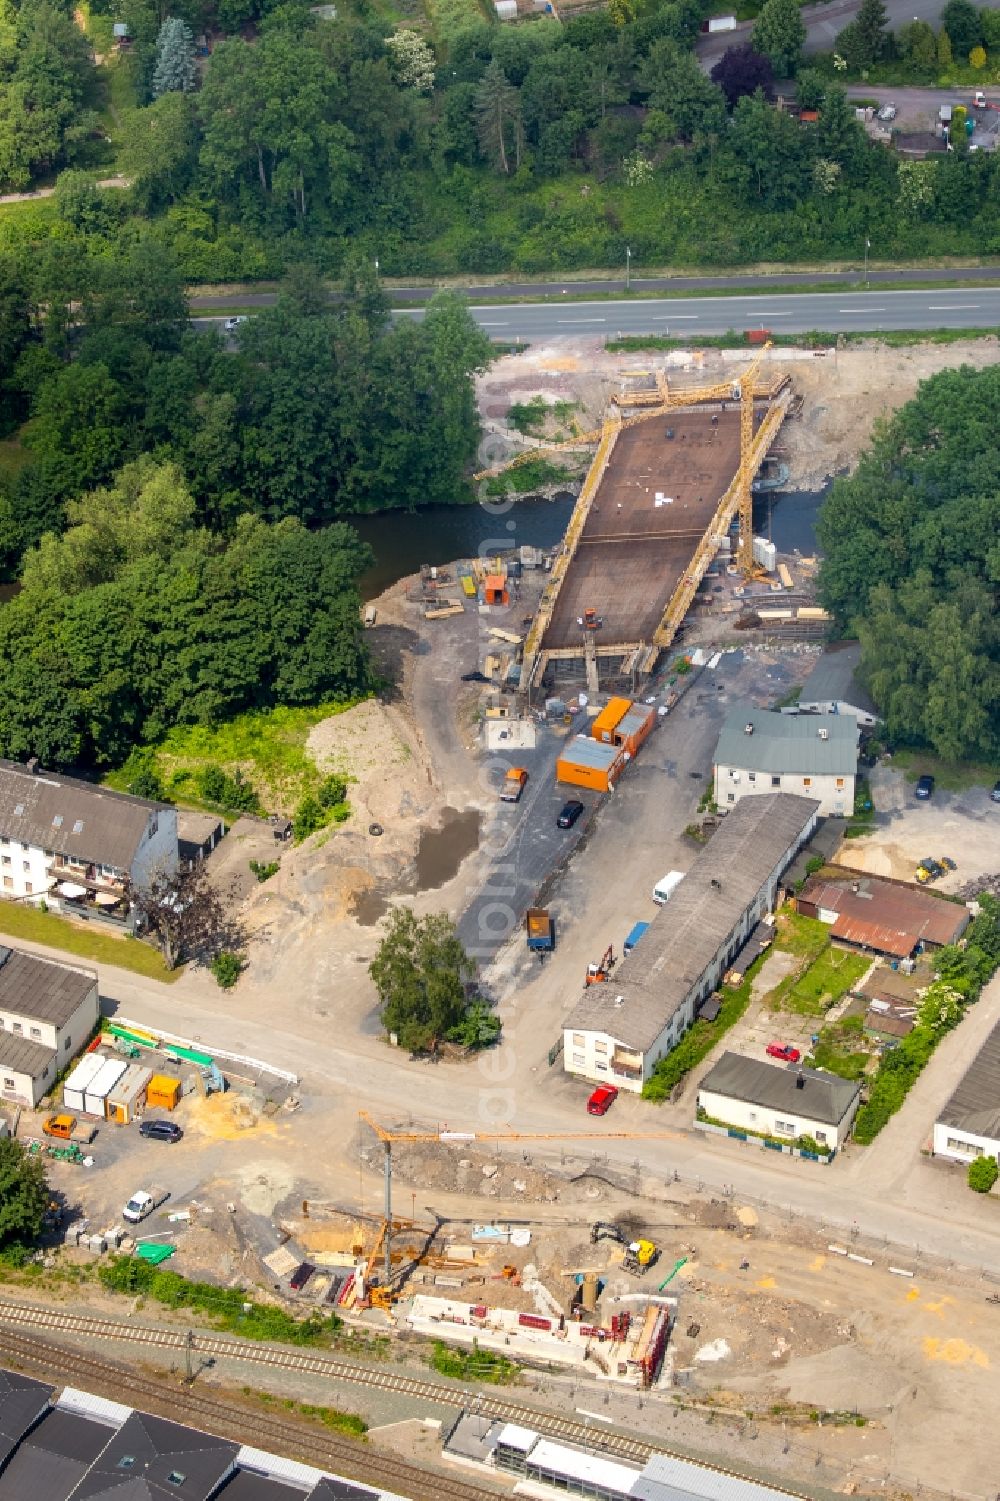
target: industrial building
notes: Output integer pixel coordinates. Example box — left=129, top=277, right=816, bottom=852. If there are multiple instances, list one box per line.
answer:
left=933, top=1018, right=1000, bottom=1165
left=796, top=872, right=969, bottom=958
left=445, top=1410, right=806, bottom=1501
left=562, top=793, right=819, bottom=1092
left=0, top=947, right=98, bottom=1108
left=698, top=1051, right=862, bottom=1152
left=795, top=640, right=879, bottom=727
left=0, top=1370, right=383, bottom=1501
left=713, top=704, right=858, bottom=817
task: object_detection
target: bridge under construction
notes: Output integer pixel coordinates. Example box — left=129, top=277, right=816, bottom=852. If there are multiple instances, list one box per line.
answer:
left=512, top=354, right=792, bottom=695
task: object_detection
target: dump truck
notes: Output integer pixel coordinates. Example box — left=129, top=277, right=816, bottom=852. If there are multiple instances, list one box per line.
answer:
left=526, top=908, right=554, bottom=951
left=500, top=767, right=529, bottom=803
left=122, top=1185, right=170, bottom=1224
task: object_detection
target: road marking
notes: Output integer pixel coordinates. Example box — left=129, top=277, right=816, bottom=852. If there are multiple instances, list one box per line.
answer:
left=928, top=304, right=980, bottom=310
left=478, top=321, right=510, bottom=327
left=747, top=311, right=791, bottom=317
left=559, top=317, right=607, bottom=323
left=658, top=315, right=699, bottom=320
left=839, top=307, right=885, bottom=313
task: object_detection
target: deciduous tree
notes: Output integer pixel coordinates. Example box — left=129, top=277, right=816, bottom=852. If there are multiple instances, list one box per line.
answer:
left=711, top=45, right=774, bottom=108
left=0, top=1137, right=49, bottom=1251
left=752, top=0, right=805, bottom=77
left=474, top=58, right=522, bottom=174
left=370, top=908, right=476, bottom=1053
left=941, top=0, right=981, bottom=58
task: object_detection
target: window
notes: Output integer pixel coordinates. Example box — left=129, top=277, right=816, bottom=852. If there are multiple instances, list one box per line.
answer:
left=166, top=1472, right=186, bottom=1487
left=836, top=778, right=844, bottom=789
left=774, top=1119, right=796, bottom=1137
left=42, top=1066, right=49, bottom=1079
left=117, top=1457, right=136, bottom=1470
left=946, top=1136, right=982, bottom=1157
left=149, top=813, right=159, bottom=836
left=748, top=1111, right=757, bottom=1123
left=1, top=857, right=9, bottom=867
left=29, top=1027, right=40, bottom=1039
left=727, top=793, right=735, bottom=803
left=748, top=771, right=756, bottom=782
left=572, top=1053, right=585, bottom=1068
left=595, top=1062, right=608, bottom=1072
left=815, top=1130, right=827, bottom=1144
left=64, top=1038, right=72, bottom=1051
left=22, top=861, right=29, bottom=872
left=72, top=819, right=84, bottom=834
left=572, top=1033, right=584, bottom=1048
left=3, top=1077, right=13, bottom=1089
left=771, top=775, right=780, bottom=788
left=802, top=777, right=812, bottom=787
left=20, top=842, right=28, bottom=851
left=2, top=877, right=10, bottom=889
left=51, top=816, right=63, bottom=829
left=24, top=883, right=31, bottom=894
left=12, top=804, right=22, bottom=816
left=594, top=1040, right=608, bottom=1055
left=12, top=1023, right=21, bottom=1034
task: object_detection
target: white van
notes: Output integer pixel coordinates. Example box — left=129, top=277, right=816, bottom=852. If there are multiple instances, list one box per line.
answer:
left=652, top=870, right=685, bottom=905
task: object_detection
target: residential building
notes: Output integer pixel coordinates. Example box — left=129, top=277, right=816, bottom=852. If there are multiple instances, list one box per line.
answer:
left=795, top=641, right=879, bottom=727
left=714, top=704, right=858, bottom=817
left=562, top=794, right=819, bottom=1093
left=698, top=1051, right=862, bottom=1152
left=932, top=1019, right=1000, bottom=1165
left=0, top=759, right=177, bottom=915
left=796, top=872, right=969, bottom=958
left=0, top=946, right=99, bottom=1108
left=0, top=1374, right=385, bottom=1501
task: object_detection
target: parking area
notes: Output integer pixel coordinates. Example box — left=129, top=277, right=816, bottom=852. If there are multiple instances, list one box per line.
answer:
left=832, top=763, right=1000, bottom=892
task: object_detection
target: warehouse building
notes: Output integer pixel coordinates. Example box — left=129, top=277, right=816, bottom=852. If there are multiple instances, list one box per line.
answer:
left=933, top=1019, right=1000, bottom=1165
left=0, top=1373, right=383, bottom=1500
left=698, top=1051, right=862, bottom=1152
left=796, top=872, right=968, bottom=958
left=562, top=793, right=819, bottom=1092
left=714, top=704, right=858, bottom=817
left=0, top=947, right=98, bottom=1108
left=796, top=640, right=879, bottom=727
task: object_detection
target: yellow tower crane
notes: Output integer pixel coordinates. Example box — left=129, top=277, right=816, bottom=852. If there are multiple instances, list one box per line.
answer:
left=475, top=345, right=774, bottom=577
left=358, top=1110, right=678, bottom=1292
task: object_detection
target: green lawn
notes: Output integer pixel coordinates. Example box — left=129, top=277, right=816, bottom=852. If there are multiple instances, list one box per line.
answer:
left=891, top=748, right=1000, bottom=793
left=0, top=903, right=181, bottom=981
left=807, top=1014, right=872, bottom=1080
left=770, top=943, right=871, bottom=1018
left=772, top=910, right=831, bottom=960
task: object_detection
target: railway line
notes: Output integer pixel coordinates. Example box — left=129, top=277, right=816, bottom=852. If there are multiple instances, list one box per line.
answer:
left=0, top=1323, right=498, bottom=1501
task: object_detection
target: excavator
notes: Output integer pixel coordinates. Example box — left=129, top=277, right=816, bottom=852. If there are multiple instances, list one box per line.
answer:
left=585, top=946, right=615, bottom=985
left=591, top=1222, right=659, bottom=1275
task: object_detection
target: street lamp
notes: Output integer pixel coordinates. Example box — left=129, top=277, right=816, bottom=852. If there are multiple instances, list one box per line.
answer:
left=863, top=236, right=870, bottom=286
left=625, top=245, right=631, bottom=293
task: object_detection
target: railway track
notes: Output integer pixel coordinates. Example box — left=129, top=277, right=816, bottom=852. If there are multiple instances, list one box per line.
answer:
left=0, top=1324, right=500, bottom=1501
left=0, top=1299, right=654, bottom=1465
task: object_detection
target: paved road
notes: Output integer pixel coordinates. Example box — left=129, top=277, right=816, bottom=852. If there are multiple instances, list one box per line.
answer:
left=197, top=287, right=1000, bottom=343
left=189, top=263, right=1000, bottom=312
left=696, top=0, right=946, bottom=67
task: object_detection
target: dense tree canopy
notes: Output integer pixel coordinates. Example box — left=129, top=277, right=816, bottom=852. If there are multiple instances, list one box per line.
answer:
left=818, top=365, right=1000, bottom=762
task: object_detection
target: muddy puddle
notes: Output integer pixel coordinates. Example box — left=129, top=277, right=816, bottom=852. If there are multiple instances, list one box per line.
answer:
left=350, top=806, right=482, bottom=926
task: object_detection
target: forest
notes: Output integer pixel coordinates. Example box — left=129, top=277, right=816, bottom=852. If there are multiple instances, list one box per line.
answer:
left=0, top=0, right=999, bottom=281
left=817, top=363, right=1000, bottom=763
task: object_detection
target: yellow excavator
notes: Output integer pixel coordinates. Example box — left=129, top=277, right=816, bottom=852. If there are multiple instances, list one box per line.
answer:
left=591, top=1222, right=659, bottom=1275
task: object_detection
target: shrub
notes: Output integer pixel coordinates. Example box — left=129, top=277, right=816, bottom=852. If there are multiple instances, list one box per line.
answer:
left=249, top=859, right=279, bottom=882
left=99, top=1258, right=341, bottom=1342
left=446, top=1000, right=502, bottom=1049
left=429, top=1338, right=519, bottom=1384
left=317, top=774, right=348, bottom=808
left=210, top=951, right=245, bottom=989
left=968, top=1156, right=998, bottom=1193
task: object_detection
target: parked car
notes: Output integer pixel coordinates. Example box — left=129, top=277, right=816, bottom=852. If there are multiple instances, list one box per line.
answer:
left=587, top=1085, right=619, bottom=1116
left=557, top=800, right=585, bottom=829
left=915, top=774, right=935, bottom=800
left=223, top=315, right=248, bottom=334
left=290, top=1261, right=316, bottom=1291
left=766, top=1042, right=801, bottom=1063
left=42, top=1114, right=76, bottom=1140
left=460, top=670, right=489, bottom=683
left=877, top=103, right=896, bottom=121
left=991, top=780, right=1000, bottom=804
left=139, top=1119, right=183, bottom=1143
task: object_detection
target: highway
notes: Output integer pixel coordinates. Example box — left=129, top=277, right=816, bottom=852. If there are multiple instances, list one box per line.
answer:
left=406, top=287, right=1000, bottom=339
left=198, top=287, right=1000, bottom=342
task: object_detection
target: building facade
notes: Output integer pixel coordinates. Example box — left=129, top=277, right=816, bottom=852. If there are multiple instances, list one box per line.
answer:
left=0, top=760, right=177, bottom=917
left=0, top=947, right=99, bottom=1108
left=933, top=1019, right=1000, bottom=1164
left=698, top=1051, right=862, bottom=1152
left=562, top=794, right=819, bottom=1093
left=714, top=705, right=858, bottom=818
left=795, top=641, right=879, bottom=727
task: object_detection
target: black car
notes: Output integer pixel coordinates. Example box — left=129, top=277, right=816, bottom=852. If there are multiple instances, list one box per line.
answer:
left=557, top=800, right=585, bottom=829
left=138, top=1119, right=183, bottom=1143
left=915, top=774, right=935, bottom=800
left=290, top=1261, right=316, bottom=1291
left=992, top=781, right=1000, bottom=805
left=460, top=670, right=489, bottom=683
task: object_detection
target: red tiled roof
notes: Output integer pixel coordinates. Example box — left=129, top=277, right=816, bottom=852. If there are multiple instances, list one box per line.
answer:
left=800, top=874, right=968, bottom=954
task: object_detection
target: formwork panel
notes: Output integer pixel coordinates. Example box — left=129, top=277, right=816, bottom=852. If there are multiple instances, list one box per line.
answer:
left=542, top=407, right=753, bottom=655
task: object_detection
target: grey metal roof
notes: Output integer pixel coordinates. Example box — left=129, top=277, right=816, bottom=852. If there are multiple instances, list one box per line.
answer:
left=715, top=706, right=858, bottom=777
left=73, top=1411, right=238, bottom=1500
left=19, top=1407, right=113, bottom=1463
left=937, top=1018, right=1000, bottom=1141
left=631, top=1451, right=803, bottom=1501
left=558, top=737, right=622, bottom=771
left=0, top=1030, right=56, bottom=1078
left=0, top=947, right=96, bottom=1028
left=0, top=1367, right=52, bottom=1467
left=698, top=1051, right=861, bottom=1127
left=215, top=1473, right=311, bottom=1499
left=0, top=760, right=169, bottom=874
left=306, top=1480, right=379, bottom=1500
left=564, top=794, right=818, bottom=1052
left=0, top=1443, right=90, bottom=1500
left=798, top=641, right=878, bottom=717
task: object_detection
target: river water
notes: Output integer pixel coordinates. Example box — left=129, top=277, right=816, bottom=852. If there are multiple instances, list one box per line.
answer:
left=349, top=484, right=830, bottom=601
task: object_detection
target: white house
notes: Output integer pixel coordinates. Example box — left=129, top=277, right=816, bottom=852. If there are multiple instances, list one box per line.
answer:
left=0, top=759, right=177, bottom=916
left=562, top=794, right=819, bottom=1093
left=933, top=1019, right=1000, bottom=1164
left=0, top=946, right=99, bottom=1108
left=698, top=1051, right=862, bottom=1152
left=713, top=704, right=858, bottom=818
left=796, top=641, right=879, bottom=728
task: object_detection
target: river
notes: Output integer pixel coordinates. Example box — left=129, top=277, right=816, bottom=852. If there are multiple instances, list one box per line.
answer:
left=349, top=483, right=830, bottom=600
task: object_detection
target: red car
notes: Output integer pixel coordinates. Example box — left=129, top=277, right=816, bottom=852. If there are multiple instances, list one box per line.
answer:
left=766, top=1042, right=801, bottom=1063
left=587, top=1085, right=619, bottom=1116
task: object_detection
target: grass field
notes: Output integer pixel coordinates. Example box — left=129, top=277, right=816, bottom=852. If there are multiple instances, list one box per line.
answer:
left=770, top=942, right=870, bottom=1018
left=0, top=902, right=180, bottom=981
left=891, top=747, right=1000, bottom=793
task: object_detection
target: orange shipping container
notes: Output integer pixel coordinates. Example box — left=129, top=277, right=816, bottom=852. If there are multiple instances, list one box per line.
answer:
left=557, top=738, right=626, bottom=793
left=146, top=1073, right=182, bottom=1111
left=613, top=703, right=656, bottom=757
left=591, top=698, right=632, bottom=744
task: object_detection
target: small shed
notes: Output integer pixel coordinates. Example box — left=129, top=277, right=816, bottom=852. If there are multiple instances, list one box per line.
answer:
left=106, top=1064, right=153, bottom=1125
left=613, top=703, right=656, bottom=757
left=82, top=1057, right=127, bottom=1118
left=591, top=698, right=631, bottom=745
left=272, top=818, right=292, bottom=843
left=556, top=737, right=627, bottom=793
left=495, top=0, right=517, bottom=17
left=483, top=574, right=509, bottom=606
left=147, top=1073, right=182, bottom=1111
left=63, top=1051, right=106, bottom=1113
